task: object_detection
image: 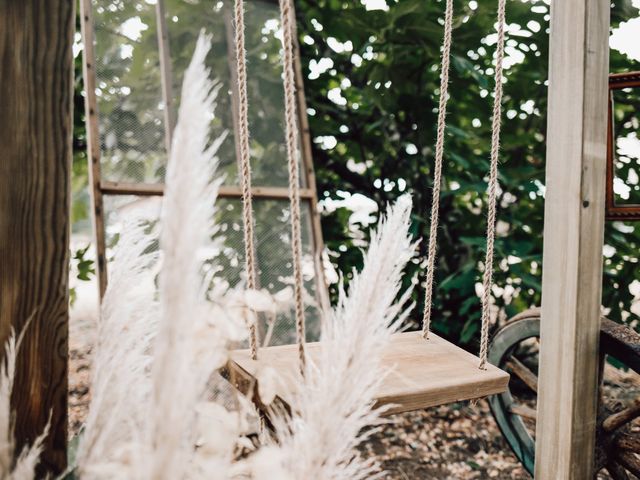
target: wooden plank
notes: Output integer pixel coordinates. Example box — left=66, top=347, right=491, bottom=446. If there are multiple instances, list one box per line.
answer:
left=100, top=180, right=314, bottom=199
left=504, top=357, right=537, bottom=393
left=229, top=332, right=509, bottom=415
left=0, top=0, right=74, bottom=474
left=80, top=0, right=109, bottom=298
left=100, top=180, right=165, bottom=196
left=509, top=404, right=537, bottom=421
left=535, top=0, right=610, bottom=478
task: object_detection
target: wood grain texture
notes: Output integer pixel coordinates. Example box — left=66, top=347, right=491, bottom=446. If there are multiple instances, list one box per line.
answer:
left=0, top=0, right=74, bottom=474
left=229, top=331, right=509, bottom=415
left=535, top=0, right=610, bottom=478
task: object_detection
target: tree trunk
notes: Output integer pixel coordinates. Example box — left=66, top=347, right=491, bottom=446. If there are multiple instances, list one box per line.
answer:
left=0, top=0, right=74, bottom=474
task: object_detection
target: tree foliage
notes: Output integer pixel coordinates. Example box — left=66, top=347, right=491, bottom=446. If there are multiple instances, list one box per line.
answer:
left=294, top=0, right=640, bottom=345
left=71, top=0, right=640, bottom=349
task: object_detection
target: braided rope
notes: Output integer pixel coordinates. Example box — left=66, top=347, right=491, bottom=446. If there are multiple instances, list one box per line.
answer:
left=422, top=0, right=454, bottom=339
left=279, top=0, right=306, bottom=374
left=233, top=0, right=259, bottom=360
left=478, top=0, right=507, bottom=370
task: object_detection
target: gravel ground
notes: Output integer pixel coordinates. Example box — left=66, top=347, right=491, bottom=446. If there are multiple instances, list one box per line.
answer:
left=360, top=405, right=528, bottom=479
left=68, top=341, right=92, bottom=437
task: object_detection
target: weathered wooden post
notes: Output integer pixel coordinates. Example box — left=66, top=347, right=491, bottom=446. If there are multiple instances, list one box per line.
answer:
left=536, top=0, right=610, bottom=478
left=0, top=0, right=75, bottom=474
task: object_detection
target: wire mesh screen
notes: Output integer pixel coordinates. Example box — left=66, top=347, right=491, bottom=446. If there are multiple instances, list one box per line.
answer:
left=164, top=0, right=307, bottom=187
left=92, top=0, right=323, bottom=347
left=215, top=198, right=321, bottom=344
left=93, top=0, right=168, bottom=184
left=103, top=195, right=321, bottom=345
left=92, top=0, right=307, bottom=187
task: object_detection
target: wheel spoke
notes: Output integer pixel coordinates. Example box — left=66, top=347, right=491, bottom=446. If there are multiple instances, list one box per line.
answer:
left=616, top=434, right=640, bottom=453
left=604, top=398, right=640, bottom=433
left=508, top=403, right=537, bottom=420
left=617, top=451, right=640, bottom=477
left=505, top=356, right=538, bottom=393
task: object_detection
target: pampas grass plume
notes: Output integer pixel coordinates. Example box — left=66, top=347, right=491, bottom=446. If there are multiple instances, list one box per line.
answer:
left=266, top=195, right=417, bottom=480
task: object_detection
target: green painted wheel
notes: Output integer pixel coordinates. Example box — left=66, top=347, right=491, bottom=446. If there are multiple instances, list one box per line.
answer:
left=487, top=310, right=539, bottom=475
left=488, top=308, right=640, bottom=478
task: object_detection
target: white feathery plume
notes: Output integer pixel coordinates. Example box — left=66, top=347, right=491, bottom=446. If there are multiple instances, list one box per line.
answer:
left=0, top=332, right=17, bottom=475
left=1, top=329, right=49, bottom=480
left=76, top=31, right=249, bottom=480
left=8, top=424, right=49, bottom=480
left=264, top=195, right=417, bottom=480
left=76, top=213, right=159, bottom=478
left=148, top=31, right=241, bottom=480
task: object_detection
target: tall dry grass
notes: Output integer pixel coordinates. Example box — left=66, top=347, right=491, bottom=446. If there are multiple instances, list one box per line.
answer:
left=257, top=196, right=416, bottom=480
left=8, top=31, right=419, bottom=480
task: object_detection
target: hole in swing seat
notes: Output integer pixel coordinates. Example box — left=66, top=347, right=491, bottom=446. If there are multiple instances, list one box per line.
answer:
left=227, top=331, right=510, bottom=415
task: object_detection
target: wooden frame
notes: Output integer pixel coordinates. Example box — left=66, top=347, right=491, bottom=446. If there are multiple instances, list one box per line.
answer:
left=535, top=0, right=610, bottom=478
left=80, top=0, right=328, bottom=304
left=80, top=0, right=108, bottom=296
left=100, top=181, right=315, bottom=199
left=606, top=71, right=640, bottom=221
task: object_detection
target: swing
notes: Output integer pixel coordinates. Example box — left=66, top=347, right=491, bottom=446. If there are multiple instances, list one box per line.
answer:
left=227, top=0, right=509, bottom=414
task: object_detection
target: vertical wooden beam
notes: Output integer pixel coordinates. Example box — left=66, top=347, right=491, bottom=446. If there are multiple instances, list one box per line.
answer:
left=156, top=0, right=176, bottom=150
left=0, top=0, right=74, bottom=474
left=290, top=11, right=331, bottom=313
left=80, top=0, right=109, bottom=298
left=535, top=1, right=610, bottom=478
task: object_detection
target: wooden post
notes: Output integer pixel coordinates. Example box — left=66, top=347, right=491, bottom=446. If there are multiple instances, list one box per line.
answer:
left=0, top=0, right=74, bottom=475
left=156, top=0, right=176, bottom=149
left=80, top=0, right=109, bottom=298
left=535, top=1, right=610, bottom=478
left=291, top=12, right=332, bottom=313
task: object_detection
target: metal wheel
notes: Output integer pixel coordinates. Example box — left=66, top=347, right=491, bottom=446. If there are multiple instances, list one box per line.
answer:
left=488, top=308, right=640, bottom=478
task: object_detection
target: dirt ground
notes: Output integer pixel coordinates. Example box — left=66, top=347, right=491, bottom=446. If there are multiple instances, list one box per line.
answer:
left=68, top=335, right=529, bottom=479
left=363, top=406, right=529, bottom=479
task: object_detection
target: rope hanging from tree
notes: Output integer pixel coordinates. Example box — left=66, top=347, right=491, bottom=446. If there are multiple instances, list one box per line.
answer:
left=422, top=0, right=507, bottom=370
left=279, top=0, right=307, bottom=374
left=233, top=0, right=259, bottom=360
left=234, top=0, right=506, bottom=373
left=478, top=0, right=507, bottom=370
left=234, top=0, right=306, bottom=372
left=422, top=0, right=454, bottom=339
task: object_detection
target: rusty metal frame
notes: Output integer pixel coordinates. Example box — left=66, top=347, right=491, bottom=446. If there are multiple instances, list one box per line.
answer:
left=606, top=71, right=640, bottom=221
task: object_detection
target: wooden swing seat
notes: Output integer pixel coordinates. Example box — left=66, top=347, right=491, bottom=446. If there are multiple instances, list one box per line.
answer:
left=227, top=331, right=509, bottom=416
